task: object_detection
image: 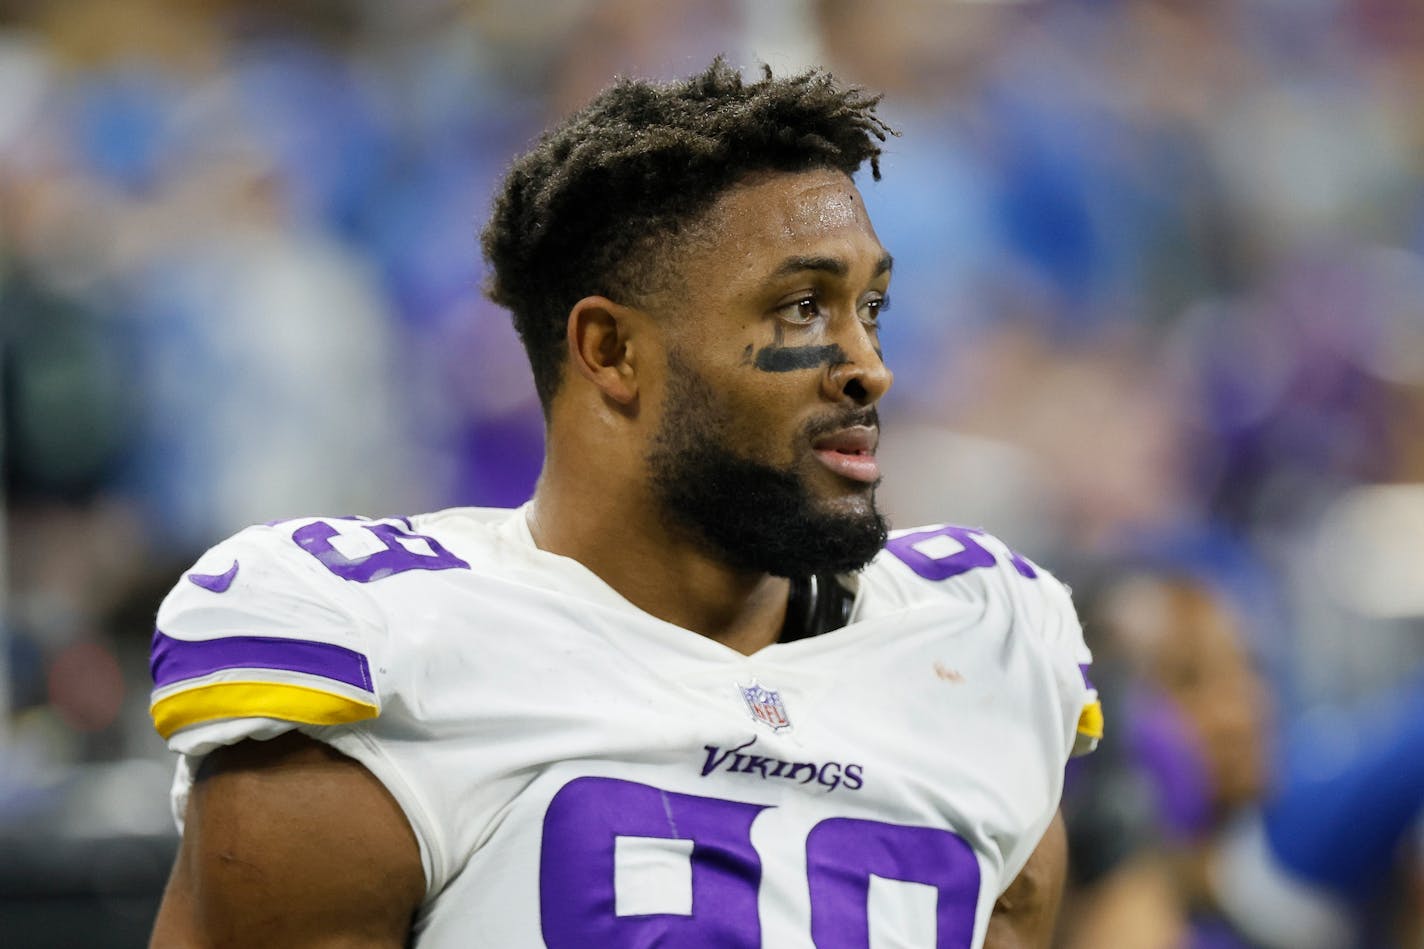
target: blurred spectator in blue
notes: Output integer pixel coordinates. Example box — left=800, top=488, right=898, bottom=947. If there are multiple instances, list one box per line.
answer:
left=1061, top=571, right=1423, bottom=948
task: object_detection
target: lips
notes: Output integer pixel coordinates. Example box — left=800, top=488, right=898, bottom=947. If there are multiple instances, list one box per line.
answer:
left=811, top=425, right=880, bottom=483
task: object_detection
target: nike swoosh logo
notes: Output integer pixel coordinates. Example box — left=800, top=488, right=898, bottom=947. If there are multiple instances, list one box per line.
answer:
left=188, top=560, right=239, bottom=593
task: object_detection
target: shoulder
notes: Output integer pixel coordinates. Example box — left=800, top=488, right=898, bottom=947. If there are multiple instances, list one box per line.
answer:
left=860, top=522, right=1101, bottom=757
left=157, top=506, right=517, bottom=625
left=861, top=523, right=1077, bottom=629
left=149, top=507, right=519, bottom=754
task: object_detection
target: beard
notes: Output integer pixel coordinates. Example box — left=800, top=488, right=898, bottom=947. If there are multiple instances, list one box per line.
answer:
left=647, top=352, right=889, bottom=578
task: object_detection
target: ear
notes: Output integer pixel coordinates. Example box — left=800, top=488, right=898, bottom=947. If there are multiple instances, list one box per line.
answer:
left=566, top=295, right=646, bottom=407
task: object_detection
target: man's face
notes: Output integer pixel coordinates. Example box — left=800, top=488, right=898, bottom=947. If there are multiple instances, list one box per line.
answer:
left=1150, top=591, right=1270, bottom=810
left=644, top=168, right=895, bottom=577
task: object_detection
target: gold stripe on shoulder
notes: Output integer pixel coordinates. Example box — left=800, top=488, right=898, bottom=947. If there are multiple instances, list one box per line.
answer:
left=151, top=681, right=379, bottom=739
left=1076, top=700, right=1104, bottom=741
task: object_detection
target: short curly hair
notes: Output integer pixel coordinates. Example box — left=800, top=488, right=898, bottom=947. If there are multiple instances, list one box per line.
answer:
left=480, top=58, right=894, bottom=413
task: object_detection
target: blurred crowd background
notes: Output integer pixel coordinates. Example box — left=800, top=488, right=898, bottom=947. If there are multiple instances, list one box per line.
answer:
left=1, top=0, right=1422, bottom=946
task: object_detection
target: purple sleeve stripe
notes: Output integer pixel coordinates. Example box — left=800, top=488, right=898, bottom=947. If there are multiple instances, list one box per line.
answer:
left=150, top=630, right=373, bottom=692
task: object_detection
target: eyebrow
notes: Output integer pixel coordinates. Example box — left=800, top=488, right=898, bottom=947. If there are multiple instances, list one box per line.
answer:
left=766, top=252, right=895, bottom=283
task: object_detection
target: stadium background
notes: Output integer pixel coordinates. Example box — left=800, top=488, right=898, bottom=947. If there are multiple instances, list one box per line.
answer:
left=1, top=0, right=1421, bottom=945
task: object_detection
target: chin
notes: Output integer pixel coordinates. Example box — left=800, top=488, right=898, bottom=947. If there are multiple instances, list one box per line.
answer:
left=815, top=490, right=878, bottom=521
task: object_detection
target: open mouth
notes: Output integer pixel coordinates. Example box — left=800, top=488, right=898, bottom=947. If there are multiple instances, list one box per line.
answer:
left=811, top=427, right=880, bottom=483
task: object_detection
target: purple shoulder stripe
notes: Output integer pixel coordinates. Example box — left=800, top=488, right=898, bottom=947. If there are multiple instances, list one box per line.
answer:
left=150, top=630, right=373, bottom=692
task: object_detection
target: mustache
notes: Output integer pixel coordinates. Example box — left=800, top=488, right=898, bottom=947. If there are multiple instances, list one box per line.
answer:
left=802, top=407, right=880, bottom=442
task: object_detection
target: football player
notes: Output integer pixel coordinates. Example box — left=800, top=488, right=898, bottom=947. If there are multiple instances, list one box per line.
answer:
left=149, top=60, right=1099, bottom=948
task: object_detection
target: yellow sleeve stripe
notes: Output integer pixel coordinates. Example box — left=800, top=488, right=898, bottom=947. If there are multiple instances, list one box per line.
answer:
left=151, top=680, right=379, bottom=739
left=1076, top=700, right=1104, bottom=740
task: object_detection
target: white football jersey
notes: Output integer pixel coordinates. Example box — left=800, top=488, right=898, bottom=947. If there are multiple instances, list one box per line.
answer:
left=152, top=506, right=1100, bottom=948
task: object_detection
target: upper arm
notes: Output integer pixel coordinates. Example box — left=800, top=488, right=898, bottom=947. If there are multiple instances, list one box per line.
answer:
left=1056, top=851, right=1187, bottom=949
left=984, top=810, right=1068, bottom=949
left=150, top=731, right=424, bottom=949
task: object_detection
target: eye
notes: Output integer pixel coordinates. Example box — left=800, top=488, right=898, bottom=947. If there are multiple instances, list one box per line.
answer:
left=859, top=294, right=890, bottom=326
left=779, top=295, right=822, bottom=325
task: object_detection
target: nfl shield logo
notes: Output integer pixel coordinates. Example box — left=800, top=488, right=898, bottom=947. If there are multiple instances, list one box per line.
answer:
left=740, top=683, right=792, bottom=732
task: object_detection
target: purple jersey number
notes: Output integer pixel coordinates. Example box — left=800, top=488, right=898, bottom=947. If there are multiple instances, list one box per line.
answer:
left=540, top=776, right=981, bottom=947
left=885, top=525, right=1037, bottom=582
left=541, top=777, right=768, bottom=947
left=807, top=818, right=979, bottom=948
left=291, top=519, right=469, bottom=583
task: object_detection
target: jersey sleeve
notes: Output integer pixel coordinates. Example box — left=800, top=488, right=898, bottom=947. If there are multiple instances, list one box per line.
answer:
left=877, top=523, right=1102, bottom=759
left=149, top=520, right=388, bottom=758
left=963, top=531, right=1101, bottom=760
left=1032, top=567, right=1102, bottom=758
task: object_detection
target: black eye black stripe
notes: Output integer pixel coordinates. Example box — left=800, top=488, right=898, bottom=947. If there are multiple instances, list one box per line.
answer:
left=752, top=344, right=850, bottom=372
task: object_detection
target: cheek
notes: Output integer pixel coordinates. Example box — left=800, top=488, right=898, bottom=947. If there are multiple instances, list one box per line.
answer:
left=716, top=375, right=809, bottom=457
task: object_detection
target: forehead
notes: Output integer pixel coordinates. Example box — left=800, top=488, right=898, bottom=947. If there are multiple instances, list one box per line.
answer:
left=686, top=168, right=883, bottom=277
left=1150, top=588, right=1245, bottom=669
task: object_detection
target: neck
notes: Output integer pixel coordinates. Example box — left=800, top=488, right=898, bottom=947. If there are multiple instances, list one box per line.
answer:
left=527, top=467, right=790, bottom=656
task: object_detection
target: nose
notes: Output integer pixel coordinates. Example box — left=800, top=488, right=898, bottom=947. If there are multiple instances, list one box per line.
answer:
left=823, top=321, right=893, bottom=406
